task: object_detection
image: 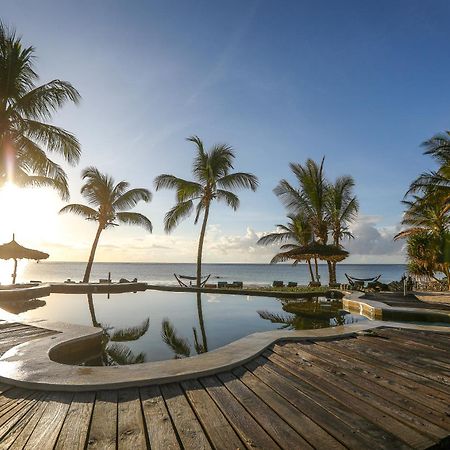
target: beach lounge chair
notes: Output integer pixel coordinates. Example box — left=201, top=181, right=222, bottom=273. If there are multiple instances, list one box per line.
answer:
left=287, top=281, right=297, bottom=287
left=217, top=281, right=228, bottom=288
left=231, top=281, right=243, bottom=288
left=308, top=281, right=321, bottom=287
left=174, top=273, right=211, bottom=288
left=273, top=281, right=284, bottom=288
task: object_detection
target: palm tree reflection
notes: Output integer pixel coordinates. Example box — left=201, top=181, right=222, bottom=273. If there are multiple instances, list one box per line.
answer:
left=161, top=292, right=208, bottom=359
left=86, top=293, right=149, bottom=366
left=257, top=297, right=355, bottom=330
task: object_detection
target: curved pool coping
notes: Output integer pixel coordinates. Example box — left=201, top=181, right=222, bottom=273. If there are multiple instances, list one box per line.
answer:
left=343, top=290, right=450, bottom=322
left=0, top=291, right=448, bottom=391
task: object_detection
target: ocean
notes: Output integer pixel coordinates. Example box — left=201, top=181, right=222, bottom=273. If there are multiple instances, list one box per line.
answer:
left=11, top=262, right=407, bottom=286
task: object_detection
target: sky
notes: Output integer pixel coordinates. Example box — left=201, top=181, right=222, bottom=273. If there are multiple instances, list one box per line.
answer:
left=1, top=0, right=450, bottom=264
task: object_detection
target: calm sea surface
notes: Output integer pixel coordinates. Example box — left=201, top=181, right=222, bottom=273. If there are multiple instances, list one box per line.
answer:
left=15, top=262, right=407, bottom=286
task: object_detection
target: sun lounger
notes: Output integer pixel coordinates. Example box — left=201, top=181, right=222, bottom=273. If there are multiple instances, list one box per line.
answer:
left=273, top=281, right=284, bottom=288
left=231, top=281, right=243, bottom=288
left=308, top=281, right=321, bottom=287
left=287, top=282, right=297, bottom=287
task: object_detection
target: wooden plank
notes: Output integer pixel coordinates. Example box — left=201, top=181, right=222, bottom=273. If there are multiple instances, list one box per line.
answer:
left=324, top=338, right=450, bottom=398
left=376, top=329, right=450, bottom=356
left=0, top=392, right=45, bottom=442
left=181, top=378, right=244, bottom=450
left=248, top=356, right=391, bottom=450
left=380, top=329, right=450, bottom=352
left=233, top=365, right=345, bottom=450
left=19, top=391, right=73, bottom=450
left=280, top=341, right=450, bottom=434
left=272, top=344, right=437, bottom=448
left=1, top=393, right=50, bottom=449
left=217, top=371, right=310, bottom=450
left=316, top=339, right=450, bottom=407
left=140, top=385, right=181, bottom=450
left=160, top=382, right=211, bottom=450
left=261, top=353, right=410, bottom=450
left=117, top=388, right=147, bottom=450
left=355, top=335, right=450, bottom=383
left=55, top=391, right=95, bottom=450
left=201, top=375, right=281, bottom=450
left=87, top=390, right=118, bottom=450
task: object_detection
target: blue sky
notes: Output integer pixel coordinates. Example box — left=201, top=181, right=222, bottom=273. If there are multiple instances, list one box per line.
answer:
left=2, top=0, right=450, bottom=263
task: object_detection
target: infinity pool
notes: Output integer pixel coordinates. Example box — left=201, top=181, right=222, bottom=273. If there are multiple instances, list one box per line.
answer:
left=1, top=290, right=367, bottom=365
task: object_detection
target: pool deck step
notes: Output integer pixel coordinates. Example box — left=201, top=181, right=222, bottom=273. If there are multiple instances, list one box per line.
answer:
left=0, top=324, right=448, bottom=448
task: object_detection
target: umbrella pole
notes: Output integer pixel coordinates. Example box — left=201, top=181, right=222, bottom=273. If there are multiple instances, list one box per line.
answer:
left=12, top=258, right=17, bottom=284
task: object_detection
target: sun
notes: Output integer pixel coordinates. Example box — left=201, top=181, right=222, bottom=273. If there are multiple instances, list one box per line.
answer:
left=0, top=182, right=59, bottom=283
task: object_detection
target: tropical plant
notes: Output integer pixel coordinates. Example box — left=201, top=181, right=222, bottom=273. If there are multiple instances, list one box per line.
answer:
left=257, top=214, right=317, bottom=282
left=155, top=136, right=258, bottom=286
left=86, top=294, right=149, bottom=365
left=0, top=22, right=81, bottom=199
left=394, top=189, right=450, bottom=288
left=274, top=158, right=332, bottom=282
left=325, top=176, right=359, bottom=283
left=60, top=167, right=152, bottom=282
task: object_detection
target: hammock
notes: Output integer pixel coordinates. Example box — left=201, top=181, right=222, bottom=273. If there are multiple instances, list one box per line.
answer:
left=174, top=273, right=211, bottom=288
left=345, top=273, right=381, bottom=284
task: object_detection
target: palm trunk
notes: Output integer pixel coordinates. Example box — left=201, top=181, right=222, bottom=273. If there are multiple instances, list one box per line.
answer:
left=196, top=202, right=210, bottom=287
left=314, top=255, right=320, bottom=284
left=83, top=224, right=103, bottom=283
left=307, top=259, right=315, bottom=283
left=87, top=293, right=100, bottom=327
left=326, top=261, right=333, bottom=285
left=196, top=291, right=208, bottom=352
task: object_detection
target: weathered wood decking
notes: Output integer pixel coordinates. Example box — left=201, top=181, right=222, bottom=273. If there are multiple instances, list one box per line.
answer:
left=0, top=322, right=448, bottom=449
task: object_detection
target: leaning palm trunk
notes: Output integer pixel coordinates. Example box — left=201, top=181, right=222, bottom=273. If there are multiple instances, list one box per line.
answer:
left=83, top=224, right=103, bottom=283
left=307, top=259, right=315, bottom=283
left=196, top=203, right=210, bottom=287
left=196, top=292, right=208, bottom=352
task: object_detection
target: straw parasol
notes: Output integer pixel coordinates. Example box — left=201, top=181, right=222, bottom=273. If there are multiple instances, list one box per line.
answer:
left=271, top=242, right=349, bottom=264
left=0, top=234, right=49, bottom=284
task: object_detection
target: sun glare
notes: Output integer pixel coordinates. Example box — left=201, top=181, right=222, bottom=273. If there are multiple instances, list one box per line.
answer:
left=0, top=182, right=59, bottom=284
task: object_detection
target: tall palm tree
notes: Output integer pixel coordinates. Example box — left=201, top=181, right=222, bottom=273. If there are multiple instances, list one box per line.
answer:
left=60, top=167, right=153, bottom=282
left=155, top=136, right=258, bottom=287
left=0, top=22, right=81, bottom=199
left=257, top=214, right=316, bottom=282
left=325, top=176, right=359, bottom=283
left=274, top=158, right=330, bottom=282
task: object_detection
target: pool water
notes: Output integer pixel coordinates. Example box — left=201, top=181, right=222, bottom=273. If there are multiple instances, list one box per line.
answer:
left=2, top=290, right=367, bottom=365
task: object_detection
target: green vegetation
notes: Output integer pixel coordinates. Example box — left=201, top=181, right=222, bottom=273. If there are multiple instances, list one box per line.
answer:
left=395, top=131, right=450, bottom=289
left=155, top=136, right=258, bottom=287
left=60, top=167, right=153, bottom=282
left=0, top=22, right=80, bottom=199
left=260, top=158, right=358, bottom=284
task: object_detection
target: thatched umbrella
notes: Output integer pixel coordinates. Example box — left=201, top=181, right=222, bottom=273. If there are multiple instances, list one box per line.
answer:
left=0, top=234, right=49, bottom=284
left=271, top=242, right=349, bottom=264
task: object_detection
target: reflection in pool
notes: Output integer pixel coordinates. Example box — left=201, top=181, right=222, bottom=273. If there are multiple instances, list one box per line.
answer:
left=3, top=290, right=367, bottom=365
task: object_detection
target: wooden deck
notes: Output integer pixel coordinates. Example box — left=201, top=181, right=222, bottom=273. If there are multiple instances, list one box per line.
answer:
left=0, top=322, right=448, bottom=449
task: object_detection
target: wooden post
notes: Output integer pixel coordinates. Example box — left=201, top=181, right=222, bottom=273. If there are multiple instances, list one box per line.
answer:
left=12, top=258, right=17, bottom=284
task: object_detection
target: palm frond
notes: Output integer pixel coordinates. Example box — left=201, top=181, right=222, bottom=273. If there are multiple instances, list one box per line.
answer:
left=163, top=200, right=193, bottom=233
left=113, top=188, right=152, bottom=210
left=115, top=212, right=153, bottom=232
left=110, top=318, right=150, bottom=342
left=161, top=319, right=191, bottom=357
left=106, top=343, right=145, bottom=365
left=59, top=203, right=98, bottom=219
left=216, top=189, right=240, bottom=210
left=217, top=172, right=258, bottom=192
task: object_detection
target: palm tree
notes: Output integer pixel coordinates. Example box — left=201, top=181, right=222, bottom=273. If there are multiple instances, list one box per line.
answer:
left=257, top=214, right=317, bottom=282
left=155, top=136, right=258, bottom=287
left=60, top=167, right=153, bottom=282
left=325, top=176, right=359, bottom=283
left=394, top=191, right=450, bottom=288
left=0, top=22, right=81, bottom=199
left=274, top=158, right=330, bottom=282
